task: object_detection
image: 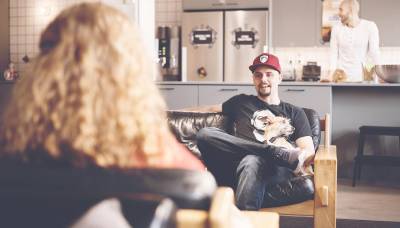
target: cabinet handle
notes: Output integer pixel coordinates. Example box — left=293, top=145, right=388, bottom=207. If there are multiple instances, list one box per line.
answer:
left=286, top=89, right=305, bottom=92
left=159, top=87, right=175, bottom=91
left=219, top=88, right=238, bottom=92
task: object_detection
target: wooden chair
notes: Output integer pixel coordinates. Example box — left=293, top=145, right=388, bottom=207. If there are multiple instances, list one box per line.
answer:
left=261, top=114, right=337, bottom=228
left=177, top=187, right=279, bottom=228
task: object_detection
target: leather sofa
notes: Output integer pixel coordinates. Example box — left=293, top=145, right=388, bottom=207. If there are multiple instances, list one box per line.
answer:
left=167, top=108, right=322, bottom=207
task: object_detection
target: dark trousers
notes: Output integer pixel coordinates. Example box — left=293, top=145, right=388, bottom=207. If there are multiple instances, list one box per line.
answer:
left=196, top=127, right=294, bottom=210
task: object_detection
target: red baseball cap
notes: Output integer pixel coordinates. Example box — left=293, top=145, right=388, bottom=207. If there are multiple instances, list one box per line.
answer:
left=249, top=53, right=281, bottom=74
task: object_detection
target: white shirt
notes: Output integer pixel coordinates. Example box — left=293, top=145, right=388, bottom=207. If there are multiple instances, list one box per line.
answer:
left=329, top=19, right=380, bottom=82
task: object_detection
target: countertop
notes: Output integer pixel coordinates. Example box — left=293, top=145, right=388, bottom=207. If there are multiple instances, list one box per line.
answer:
left=5, top=80, right=398, bottom=87
left=156, top=81, right=400, bottom=87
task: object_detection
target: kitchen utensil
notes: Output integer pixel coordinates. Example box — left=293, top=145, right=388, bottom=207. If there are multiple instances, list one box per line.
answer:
left=374, top=64, right=400, bottom=83
left=302, top=61, right=321, bottom=81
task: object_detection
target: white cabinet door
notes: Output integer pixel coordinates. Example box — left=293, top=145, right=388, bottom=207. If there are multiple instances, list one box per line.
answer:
left=158, top=85, right=198, bottom=110
left=198, top=85, right=256, bottom=106
left=272, top=0, right=321, bottom=47
left=279, top=86, right=332, bottom=117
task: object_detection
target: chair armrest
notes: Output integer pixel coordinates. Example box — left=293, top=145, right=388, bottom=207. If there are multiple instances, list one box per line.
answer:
left=209, top=187, right=235, bottom=228
left=313, top=145, right=337, bottom=228
left=176, top=187, right=236, bottom=228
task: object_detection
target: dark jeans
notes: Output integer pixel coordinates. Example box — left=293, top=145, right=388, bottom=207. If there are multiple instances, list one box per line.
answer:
left=196, top=127, right=294, bottom=210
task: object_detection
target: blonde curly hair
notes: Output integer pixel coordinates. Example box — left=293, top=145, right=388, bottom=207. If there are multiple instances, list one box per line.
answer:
left=0, top=3, right=173, bottom=168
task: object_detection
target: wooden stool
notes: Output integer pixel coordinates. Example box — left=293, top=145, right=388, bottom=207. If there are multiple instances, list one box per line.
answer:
left=352, top=126, right=400, bottom=187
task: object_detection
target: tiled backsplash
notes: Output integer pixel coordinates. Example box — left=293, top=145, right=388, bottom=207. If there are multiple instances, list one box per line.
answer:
left=155, top=0, right=181, bottom=28
left=9, top=0, right=99, bottom=73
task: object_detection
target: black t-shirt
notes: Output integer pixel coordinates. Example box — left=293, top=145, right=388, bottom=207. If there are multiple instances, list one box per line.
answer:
left=222, top=94, right=312, bottom=144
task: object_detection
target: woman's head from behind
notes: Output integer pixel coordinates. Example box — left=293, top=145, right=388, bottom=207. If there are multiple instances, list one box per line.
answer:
left=1, top=3, right=170, bottom=168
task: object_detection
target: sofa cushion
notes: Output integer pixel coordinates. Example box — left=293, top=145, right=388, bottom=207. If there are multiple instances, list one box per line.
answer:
left=302, top=108, right=321, bottom=150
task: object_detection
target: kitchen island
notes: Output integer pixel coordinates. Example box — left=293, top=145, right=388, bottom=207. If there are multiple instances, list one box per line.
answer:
left=158, top=81, right=400, bottom=181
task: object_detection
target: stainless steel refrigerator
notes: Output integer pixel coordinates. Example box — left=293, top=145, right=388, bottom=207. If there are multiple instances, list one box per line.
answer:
left=182, top=9, right=268, bottom=82
left=182, top=12, right=224, bottom=82
left=224, top=10, right=268, bottom=83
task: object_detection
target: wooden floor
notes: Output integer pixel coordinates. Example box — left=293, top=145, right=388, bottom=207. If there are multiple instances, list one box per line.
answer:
left=280, top=179, right=400, bottom=228
left=337, top=178, right=400, bottom=222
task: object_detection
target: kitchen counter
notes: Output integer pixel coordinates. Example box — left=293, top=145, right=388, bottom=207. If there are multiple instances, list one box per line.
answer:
left=157, top=81, right=400, bottom=87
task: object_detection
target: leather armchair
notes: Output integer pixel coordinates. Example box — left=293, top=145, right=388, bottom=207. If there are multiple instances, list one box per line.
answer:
left=0, top=160, right=217, bottom=227
left=167, top=109, right=337, bottom=228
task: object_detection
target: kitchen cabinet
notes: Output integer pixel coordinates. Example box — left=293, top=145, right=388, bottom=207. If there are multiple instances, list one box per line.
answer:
left=272, top=0, right=322, bottom=47
left=279, top=85, right=332, bottom=116
left=198, top=85, right=256, bottom=106
left=159, top=84, right=332, bottom=115
left=359, top=0, right=400, bottom=47
left=158, top=84, right=198, bottom=110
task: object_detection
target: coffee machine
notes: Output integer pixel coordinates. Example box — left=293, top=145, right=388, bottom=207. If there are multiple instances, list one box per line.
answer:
left=182, top=0, right=269, bottom=82
left=157, top=26, right=181, bottom=81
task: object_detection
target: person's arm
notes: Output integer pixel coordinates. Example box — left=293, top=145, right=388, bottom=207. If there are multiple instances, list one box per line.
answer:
left=291, top=107, right=315, bottom=165
left=179, top=104, right=222, bottom=113
left=367, top=21, right=380, bottom=65
left=328, top=26, right=339, bottom=81
left=295, top=136, right=315, bottom=166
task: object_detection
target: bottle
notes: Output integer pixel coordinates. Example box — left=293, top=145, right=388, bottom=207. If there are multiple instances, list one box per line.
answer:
left=289, top=59, right=295, bottom=81
left=294, top=55, right=303, bottom=81
left=282, top=59, right=295, bottom=81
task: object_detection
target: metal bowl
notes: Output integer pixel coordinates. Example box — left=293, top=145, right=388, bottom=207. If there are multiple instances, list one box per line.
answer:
left=374, top=64, right=400, bottom=83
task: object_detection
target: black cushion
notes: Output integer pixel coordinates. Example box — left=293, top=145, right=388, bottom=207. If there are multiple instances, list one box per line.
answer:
left=0, top=160, right=216, bottom=209
left=167, top=108, right=321, bottom=207
left=0, top=160, right=216, bottom=227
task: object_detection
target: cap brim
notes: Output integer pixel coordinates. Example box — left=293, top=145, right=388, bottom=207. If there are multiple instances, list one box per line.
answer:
left=249, top=64, right=280, bottom=74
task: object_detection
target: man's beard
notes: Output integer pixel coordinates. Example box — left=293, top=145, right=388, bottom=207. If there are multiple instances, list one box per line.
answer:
left=258, top=86, right=271, bottom=97
left=340, top=15, right=350, bottom=25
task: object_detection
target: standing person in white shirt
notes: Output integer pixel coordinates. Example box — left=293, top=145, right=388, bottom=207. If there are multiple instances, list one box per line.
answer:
left=329, top=0, right=380, bottom=82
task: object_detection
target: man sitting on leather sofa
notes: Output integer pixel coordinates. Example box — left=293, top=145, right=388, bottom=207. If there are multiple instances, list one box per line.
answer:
left=180, top=53, right=316, bottom=210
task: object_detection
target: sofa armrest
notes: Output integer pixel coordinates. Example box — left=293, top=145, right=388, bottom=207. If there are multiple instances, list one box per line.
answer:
left=313, top=145, right=337, bottom=228
left=167, top=111, right=232, bottom=158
